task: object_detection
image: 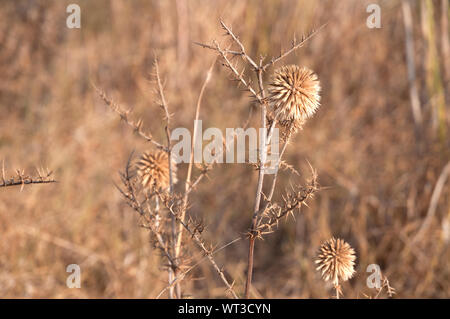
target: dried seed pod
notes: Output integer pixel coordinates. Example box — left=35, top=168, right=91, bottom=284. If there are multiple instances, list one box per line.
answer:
left=315, top=237, right=356, bottom=288
left=136, top=150, right=177, bottom=192
left=268, top=65, right=321, bottom=131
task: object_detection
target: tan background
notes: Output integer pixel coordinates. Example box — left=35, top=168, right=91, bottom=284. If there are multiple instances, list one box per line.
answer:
left=0, top=0, right=449, bottom=298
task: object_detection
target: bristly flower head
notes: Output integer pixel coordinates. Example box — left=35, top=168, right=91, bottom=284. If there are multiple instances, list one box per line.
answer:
left=268, top=65, right=321, bottom=130
left=315, top=238, right=356, bottom=287
left=136, top=150, right=177, bottom=192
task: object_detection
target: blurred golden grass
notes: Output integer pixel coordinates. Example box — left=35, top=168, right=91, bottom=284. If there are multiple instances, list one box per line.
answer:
left=0, top=0, right=449, bottom=298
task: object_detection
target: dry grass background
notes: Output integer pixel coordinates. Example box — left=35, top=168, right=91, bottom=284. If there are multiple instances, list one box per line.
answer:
left=0, top=0, right=449, bottom=298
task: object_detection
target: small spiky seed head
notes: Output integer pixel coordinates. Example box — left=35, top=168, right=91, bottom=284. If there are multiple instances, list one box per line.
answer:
left=268, top=65, right=321, bottom=129
left=136, top=150, right=177, bottom=192
left=315, top=238, right=356, bottom=287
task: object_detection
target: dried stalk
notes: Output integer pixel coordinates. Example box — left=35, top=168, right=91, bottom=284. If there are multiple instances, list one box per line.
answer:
left=157, top=190, right=239, bottom=299
left=254, top=172, right=318, bottom=237
left=1, top=162, right=56, bottom=190
left=246, top=58, right=268, bottom=299
left=156, top=237, right=242, bottom=299
left=261, top=24, right=326, bottom=71
left=153, top=55, right=179, bottom=298
left=177, top=59, right=217, bottom=264
left=413, top=161, right=450, bottom=243
left=401, top=0, right=423, bottom=130
left=93, top=84, right=167, bottom=151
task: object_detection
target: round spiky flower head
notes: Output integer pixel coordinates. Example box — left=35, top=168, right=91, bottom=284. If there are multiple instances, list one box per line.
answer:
left=315, top=238, right=356, bottom=289
left=136, top=150, right=177, bottom=192
left=268, top=65, right=321, bottom=130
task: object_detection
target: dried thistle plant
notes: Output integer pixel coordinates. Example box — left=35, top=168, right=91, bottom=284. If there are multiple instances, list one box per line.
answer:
left=315, top=237, right=356, bottom=299
left=268, top=65, right=321, bottom=133
left=137, top=150, right=178, bottom=192
left=197, top=20, right=324, bottom=298
left=96, top=56, right=239, bottom=299
left=99, top=19, right=326, bottom=299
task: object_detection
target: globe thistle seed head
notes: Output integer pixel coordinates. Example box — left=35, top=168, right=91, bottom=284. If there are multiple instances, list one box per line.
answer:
left=315, top=238, right=356, bottom=287
left=136, top=150, right=177, bottom=192
left=268, top=65, right=321, bottom=129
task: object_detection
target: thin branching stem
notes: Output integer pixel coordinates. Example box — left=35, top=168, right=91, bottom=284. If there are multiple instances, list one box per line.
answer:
left=177, top=59, right=216, bottom=261
left=158, top=191, right=239, bottom=299
left=245, top=61, right=268, bottom=299
left=153, top=55, right=179, bottom=299
left=261, top=23, right=327, bottom=71
left=93, top=84, right=167, bottom=151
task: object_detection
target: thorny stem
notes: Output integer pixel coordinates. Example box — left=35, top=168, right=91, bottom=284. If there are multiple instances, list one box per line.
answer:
left=160, top=192, right=239, bottom=299
left=245, top=238, right=256, bottom=298
left=245, top=64, right=267, bottom=299
left=219, top=20, right=259, bottom=71
left=250, top=170, right=318, bottom=237
left=93, top=84, right=167, bottom=151
left=154, top=56, right=179, bottom=299
left=211, top=41, right=263, bottom=104
left=261, top=23, right=327, bottom=71
left=1, top=162, right=56, bottom=190
left=244, top=128, right=294, bottom=299
left=156, top=236, right=241, bottom=299
left=0, top=177, right=56, bottom=188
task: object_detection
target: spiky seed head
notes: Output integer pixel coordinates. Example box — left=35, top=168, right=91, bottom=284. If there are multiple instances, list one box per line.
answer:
left=315, top=238, right=356, bottom=287
left=136, top=150, right=177, bottom=192
left=268, top=65, right=321, bottom=129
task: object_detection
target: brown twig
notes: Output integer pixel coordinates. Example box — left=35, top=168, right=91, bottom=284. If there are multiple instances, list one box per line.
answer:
left=157, top=191, right=239, bottom=299
left=219, top=20, right=259, bottom=71
left=413, top=161, right=450, bottom=243
left=93, top=83, right=167, bottom=151
left=153, top=55, right=179, bottom=298
left=155, top=236, right=241, bottom=299
left=255, top=171, right=318, bottom=236
left=0, top=162, right=56, bottom=190
left=245, top=56, right=268, bottom=299
left=261, top=23, right=327, bottom=71
left=401, top=0, right=423, bottom=130
left=177, top=58, right=217, bottom=265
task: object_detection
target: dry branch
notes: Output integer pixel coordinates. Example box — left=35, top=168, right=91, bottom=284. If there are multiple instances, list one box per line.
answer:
left=93, top=84, right=167, bottom=151
left=157, top=189, right=239, bottom=299
left=1, top=163, right=56, bottom=190
left=261, top=24, right=327, bottom=71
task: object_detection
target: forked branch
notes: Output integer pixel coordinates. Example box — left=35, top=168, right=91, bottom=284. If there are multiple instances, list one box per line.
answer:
left=94, top=84, right=167, bottom=151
